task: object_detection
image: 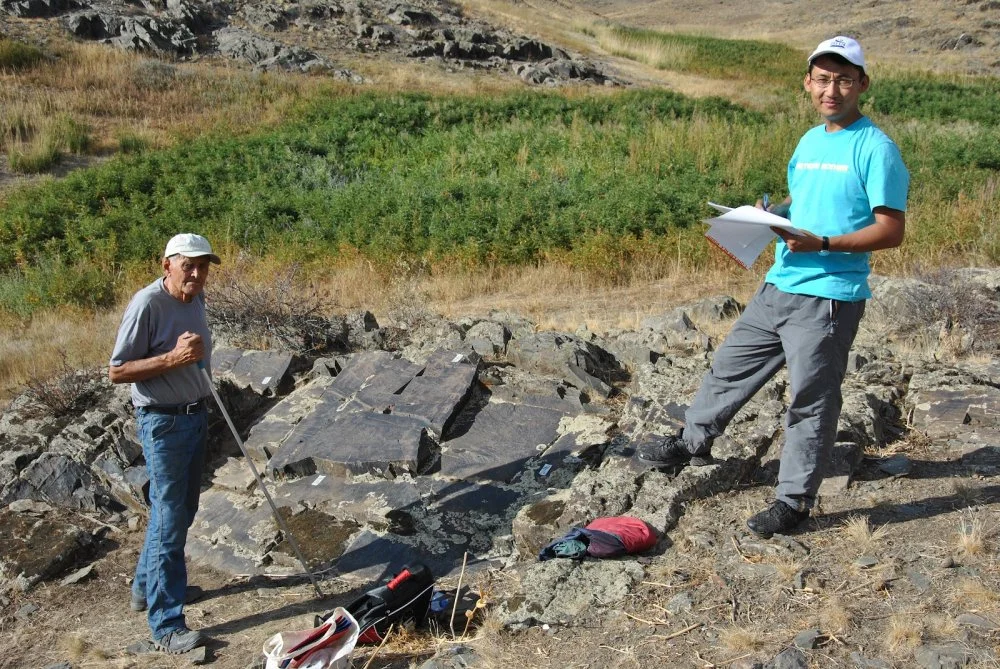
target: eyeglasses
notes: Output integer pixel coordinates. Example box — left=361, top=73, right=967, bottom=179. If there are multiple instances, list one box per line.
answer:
left=810, top=75, right=858, bottom=90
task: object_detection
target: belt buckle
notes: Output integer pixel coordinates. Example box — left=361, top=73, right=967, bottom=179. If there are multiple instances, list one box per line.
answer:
left=183, top=401, right=200, bottom=415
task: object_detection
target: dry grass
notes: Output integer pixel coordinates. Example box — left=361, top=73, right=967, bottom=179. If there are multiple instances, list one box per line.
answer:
left=885, top=611, right=923, bottom=654
left=957, top=514, right=989, bottom=557
left=717, top=624, right=769, bottom=653
left=0, top=308, right=120, bottom=402
left=923, top=614, right=961, bottom=641
left=953, top=482, right=988, bottom=509
left=0, top=257, right=760, bottom=402
left=954, top=579, right=1000, bottom=610
left=0, top=38, right=337, bottom=174
left=772, top=559, right=802, bottom=582
left=841, top=515, right=891, bottom=555
left=817, top=598, right=853, bottom=636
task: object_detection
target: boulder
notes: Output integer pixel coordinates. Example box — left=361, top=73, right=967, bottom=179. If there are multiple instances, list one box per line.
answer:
left=1, top=0, right=82, bottom=18
left=239, top=3, right=287, bottom=31
left=507, top=331, right=627, bottom=398
left=387, top=6, right=438, bottom=26
left=501, top=559, right=644, bottom=627
left=65, top=11, right=197, bottom=54
left=501, top=38, right=553, bottom=61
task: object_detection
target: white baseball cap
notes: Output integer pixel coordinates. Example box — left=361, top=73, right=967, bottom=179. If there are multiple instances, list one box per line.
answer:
left=807, top=36, right=865, bottom=70
left=163, top=233, right=221, bottom=264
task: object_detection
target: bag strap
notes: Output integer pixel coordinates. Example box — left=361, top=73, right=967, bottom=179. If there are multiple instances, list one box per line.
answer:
left=358, top=581, right=436, bottom=634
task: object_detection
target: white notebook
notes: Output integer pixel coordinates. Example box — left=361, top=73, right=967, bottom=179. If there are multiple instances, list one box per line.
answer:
left=704, top=204, right=805, bottom=270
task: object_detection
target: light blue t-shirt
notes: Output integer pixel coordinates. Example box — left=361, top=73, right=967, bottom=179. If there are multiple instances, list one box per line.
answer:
left=765, top=116, right=909, bottom=301
left=110, top=278, right=213, bottom=407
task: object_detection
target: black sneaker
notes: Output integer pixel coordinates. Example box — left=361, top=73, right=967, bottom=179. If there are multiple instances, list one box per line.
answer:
left=153, top=627, right=204, bottom=655
left=746, top=500, right=809, bottom=538
left=636, top=432, right=712, bottom=467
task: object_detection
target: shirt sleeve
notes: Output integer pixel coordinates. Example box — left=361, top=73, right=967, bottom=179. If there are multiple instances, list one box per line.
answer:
left=109, top=296, right=150, bottom=367
left=865, top=141, right=910, bottom=212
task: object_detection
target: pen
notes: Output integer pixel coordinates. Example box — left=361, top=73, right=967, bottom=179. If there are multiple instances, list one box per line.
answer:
left=762, top=193, right=770, bottom=211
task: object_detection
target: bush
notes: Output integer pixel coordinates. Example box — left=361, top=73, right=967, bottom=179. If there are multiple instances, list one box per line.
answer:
left=208, top=256, right=337, bottom=353
left=0, top=38, right=45, bottom=71
left=117, top=131, right=151, bottom=154
left=131, top=59, right=177, bottom=91
left=0, top=255, right=117, bottom=319
left=19, top=353, right=103, bottom=419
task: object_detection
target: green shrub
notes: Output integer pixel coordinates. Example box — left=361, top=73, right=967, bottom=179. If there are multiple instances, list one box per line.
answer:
left=868, top=73, right=1000, bottom=125
left=0, top=255, right=117, bottom=318
left=0, top=79, right=997, bottom=316
left=0, top=38, right=45, bottom=71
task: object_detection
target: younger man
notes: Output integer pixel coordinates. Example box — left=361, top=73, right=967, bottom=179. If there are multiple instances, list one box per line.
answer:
left=638, top=36, right=910, bottom=538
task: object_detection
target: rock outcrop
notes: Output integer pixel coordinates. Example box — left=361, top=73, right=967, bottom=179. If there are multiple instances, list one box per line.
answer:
left=3, top=0, right=625, bottom=84
left=2, top=269, right=999, bottom=648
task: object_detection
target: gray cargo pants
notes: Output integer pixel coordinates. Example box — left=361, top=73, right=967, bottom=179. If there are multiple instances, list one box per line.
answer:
left=683, top=282, right=865, bottom=510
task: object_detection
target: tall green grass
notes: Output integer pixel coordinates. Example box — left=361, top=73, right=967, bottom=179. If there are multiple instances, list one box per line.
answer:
left=598, top=25, right=804, bottom=85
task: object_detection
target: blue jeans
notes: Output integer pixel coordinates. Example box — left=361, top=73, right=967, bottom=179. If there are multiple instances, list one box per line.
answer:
left=132, top=407, right=207, bottom=640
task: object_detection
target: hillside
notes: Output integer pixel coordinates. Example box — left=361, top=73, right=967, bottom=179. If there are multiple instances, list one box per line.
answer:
left=1, top=2, right=999, bottom=669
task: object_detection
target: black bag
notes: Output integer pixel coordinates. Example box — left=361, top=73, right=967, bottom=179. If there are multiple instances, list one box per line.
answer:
left=315, top=563, right=435, bottom=644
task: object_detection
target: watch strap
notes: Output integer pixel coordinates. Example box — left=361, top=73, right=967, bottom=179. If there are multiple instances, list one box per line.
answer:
left=821, top=236, right=830, bottom=252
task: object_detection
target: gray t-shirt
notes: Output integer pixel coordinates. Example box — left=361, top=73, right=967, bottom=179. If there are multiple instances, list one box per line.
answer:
left=110, top=278, right=213, bottom=407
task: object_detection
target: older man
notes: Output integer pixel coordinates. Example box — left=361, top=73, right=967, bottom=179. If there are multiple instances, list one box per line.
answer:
left=110, top=233, right=220, bottom=654
left=638, top=36, right=909, bottom=538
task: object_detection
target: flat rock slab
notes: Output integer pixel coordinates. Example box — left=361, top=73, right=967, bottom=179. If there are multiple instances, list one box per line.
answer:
left=0, top=510, right=92, bottom=592
left=268, top=411, right=431, bottom=480
left=213, top=347, right=294, bottom=396
left=210, top=457, right=257, bottom=492
left=243, top=378, right=332, bottom=459
left=909, top=387, right=1000, bottom=438
left=327, top=350, right=422, bottom=410
left=187, top=489, right=279, bottom=575
left=274, top=474, right=422, bottom=531
left=392, top=349, right=479, bottom=434
left=502, top=559, right=644, bottom=627
left=440, top=402, right=564, bottom=482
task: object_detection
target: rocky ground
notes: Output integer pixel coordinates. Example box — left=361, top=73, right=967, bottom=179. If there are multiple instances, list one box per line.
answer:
left=2, top=269, right=1000, bottom=669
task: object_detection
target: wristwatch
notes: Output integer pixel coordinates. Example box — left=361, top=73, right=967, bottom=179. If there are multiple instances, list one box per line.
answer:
left=819, top=236, right=830, bottom=255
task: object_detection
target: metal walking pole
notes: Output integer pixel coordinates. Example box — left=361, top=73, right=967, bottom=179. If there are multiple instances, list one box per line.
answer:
left=199, top=362, right=323, bottom=598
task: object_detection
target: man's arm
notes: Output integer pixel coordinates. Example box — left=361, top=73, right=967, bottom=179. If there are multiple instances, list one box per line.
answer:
left=773, top=207, right=905, bottom=253
left=109, top=332, right=204, bottom=384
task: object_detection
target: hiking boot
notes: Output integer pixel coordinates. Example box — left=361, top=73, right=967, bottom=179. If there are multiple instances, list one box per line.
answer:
left=636, top=432, right=712, bottom=468
left=131, top=585, right=204, bottom=612
left=746, top=500, right=809, bottom=539
left=153, top=627, right=204, bottom=655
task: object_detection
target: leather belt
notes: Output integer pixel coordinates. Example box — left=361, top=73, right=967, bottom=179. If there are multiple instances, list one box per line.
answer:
left=141, top=399, right=207, bottom=415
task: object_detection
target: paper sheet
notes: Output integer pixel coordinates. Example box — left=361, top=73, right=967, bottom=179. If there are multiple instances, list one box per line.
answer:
left=704, top=204, right=805, bottom=270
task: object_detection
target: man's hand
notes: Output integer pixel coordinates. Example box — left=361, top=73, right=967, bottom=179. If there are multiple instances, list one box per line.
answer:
left=110, top=331, right=204, bottom=384
left=768, top=208, right=905, bottom=255
left=169, top=331, right=204, bottom=366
